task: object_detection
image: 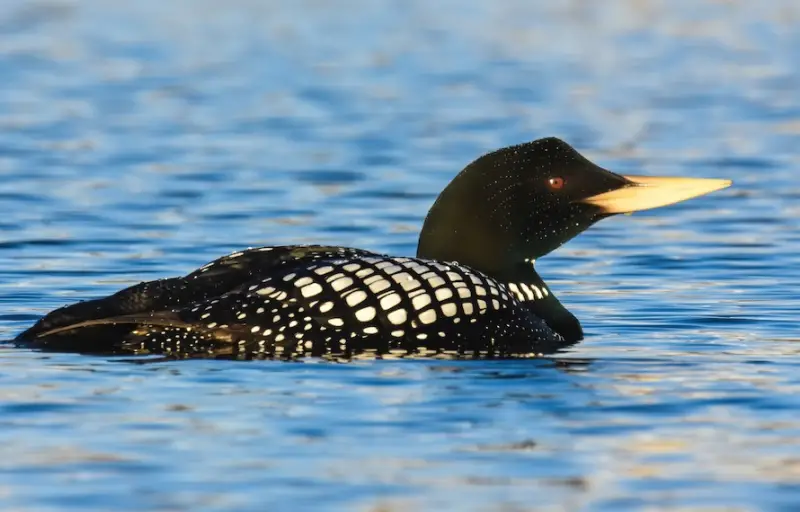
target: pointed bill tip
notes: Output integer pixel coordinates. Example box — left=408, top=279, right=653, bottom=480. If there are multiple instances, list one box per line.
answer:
left=580, top=175, right=732, bottom=214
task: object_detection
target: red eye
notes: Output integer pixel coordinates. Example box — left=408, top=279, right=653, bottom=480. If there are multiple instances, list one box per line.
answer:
left=548, top=177, right=565, bottom=190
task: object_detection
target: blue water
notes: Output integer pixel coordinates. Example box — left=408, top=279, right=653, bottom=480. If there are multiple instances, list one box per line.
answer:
left=1, top=0, right=799, bottom=510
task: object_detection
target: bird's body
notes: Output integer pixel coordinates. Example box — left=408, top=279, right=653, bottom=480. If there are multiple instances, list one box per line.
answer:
left=15, top=138, right=731, bottom=359
left=22, top=245, right=565, bottom=359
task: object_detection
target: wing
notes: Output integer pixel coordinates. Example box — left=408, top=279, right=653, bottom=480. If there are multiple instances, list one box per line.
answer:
left=103, top=254, right=566, bottom=359
left=15, top=245, right=384, bottom=354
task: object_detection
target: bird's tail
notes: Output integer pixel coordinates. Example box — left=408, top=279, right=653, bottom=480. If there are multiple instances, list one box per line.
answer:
left=15, top=312, right=251, bottom=358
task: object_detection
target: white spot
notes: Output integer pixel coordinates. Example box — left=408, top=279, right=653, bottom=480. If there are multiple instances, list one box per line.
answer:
left=319, top=301, right=334, bottom=313
left=355, top=306, right=376, bottom=322
left=282, top=273, right=296, bottom=282
left=463, top=303, right=474, bottom=315
left=435, top=288, right=453, bottom=301
left=355, top=268, right=374, bottom=278
left=475, top=286, right=487, bottom=296
left=532, top=285, right=543, bottom=299
left=412, top=294, right=431, bottom=310
left=301, top=283, right=323, bottom=298
left=520, top=284, right=535, bottom=300
left=295, top=276, right=313, bottom=287
left=328, top=318, right=344, bottom=327
left=304, top=340, right=313, bottom=349
left=428, top=276, right=445, bottom=288
left=387, top=309, right=407, bottom=325
left=446, top=272, right=462, bottom=281
left=256, top=286, right=276, bottom=296
left=207, top=322, right=217, bottom=328
left=419, top=309, right=437, bottom=325
left=409, top=264, right=429, bottom=273
left=363, top=326, right=378, bottom=334
left=331, top=277, right=353, bottom=292
left=343, top=263, right=361, bottom=272
left=383, top=265, right=402, bottom=274
left=477, top=299, right=487, bottom=311
left=543, top=287, right=550, bottom=297
left=273, top=315, right=280, bottom=322
left=457, top=288, right=471, bottom=299
left=492, top=299, right=500, bottom=309
left=368, top=279, right=391, bottom=294
left=400, top=279, right=420, bottom=292
left=276, top=333, right=285, bottom=342
left=256, top=307, right=264, bottom=314
left=200, top=313, right=210, bottom=319
left=346, top=290, right=367, bottom=307
left=314, top=266, right=334, bottom=275
left=391, top=330, right=404, bottom=337
left=417, top=333, right=428, bottom=340
left=441, top=303, right=457, bottom=317
left=380, top=293, right=401, bottom=310
left=363, top=274, right=382, bottom=285
left=394, top=272, right=412, bottom=282
left=289, top=320, right=298, bottom=328
left=251, top=326, right=260, bottom=333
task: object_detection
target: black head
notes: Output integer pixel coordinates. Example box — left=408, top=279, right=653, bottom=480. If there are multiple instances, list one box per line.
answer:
left=416, top=137, right=731, bottom=342
left=417, top=137, right=626, bottom=277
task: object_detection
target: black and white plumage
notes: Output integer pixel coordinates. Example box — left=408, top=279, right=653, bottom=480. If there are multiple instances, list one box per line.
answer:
left=15, top=137, right=731, bottom=359
left=18, top=245, right=564, bottom=359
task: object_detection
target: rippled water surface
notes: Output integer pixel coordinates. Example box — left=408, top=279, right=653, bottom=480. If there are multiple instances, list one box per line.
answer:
left=1, top=1, right=799, bottom=510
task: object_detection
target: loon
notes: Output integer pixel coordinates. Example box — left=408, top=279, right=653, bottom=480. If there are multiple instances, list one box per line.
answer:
left=15, top=138, right=731, bottom=360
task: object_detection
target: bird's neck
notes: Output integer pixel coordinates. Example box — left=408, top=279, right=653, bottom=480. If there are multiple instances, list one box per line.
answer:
left=502, top=261, right=584, bottom=343
left=416, top=185, right=512, bottom=275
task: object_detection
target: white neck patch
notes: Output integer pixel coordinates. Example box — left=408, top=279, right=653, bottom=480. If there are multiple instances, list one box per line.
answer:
left=507, top=282, right=548, bottom=302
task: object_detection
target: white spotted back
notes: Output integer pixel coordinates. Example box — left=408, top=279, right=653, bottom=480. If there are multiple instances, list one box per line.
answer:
left=246, top=255, right=520, bottom=342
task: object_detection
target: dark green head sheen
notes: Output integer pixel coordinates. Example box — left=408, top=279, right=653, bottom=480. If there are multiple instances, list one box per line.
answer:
left=417, top=137, right=626, bottom=278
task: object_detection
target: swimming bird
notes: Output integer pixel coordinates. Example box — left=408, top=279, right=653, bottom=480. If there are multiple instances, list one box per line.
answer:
left=15, top=137, right=730, bottom=359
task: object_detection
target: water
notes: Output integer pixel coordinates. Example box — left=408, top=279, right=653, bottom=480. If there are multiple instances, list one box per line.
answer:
left=0, top=0, right=799, bottom=509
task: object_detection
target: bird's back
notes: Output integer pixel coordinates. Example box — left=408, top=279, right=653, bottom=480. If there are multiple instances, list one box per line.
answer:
left=16, top=245, right=563, bottom=358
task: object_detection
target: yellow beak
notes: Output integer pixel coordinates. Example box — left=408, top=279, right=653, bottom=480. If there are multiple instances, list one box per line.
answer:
left=580, top=175, right=732, bottom=214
